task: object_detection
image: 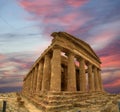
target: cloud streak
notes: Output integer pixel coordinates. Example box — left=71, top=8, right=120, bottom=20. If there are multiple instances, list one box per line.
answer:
left=0, top=51, right=40, bottom=90
left=18, top=0, right=90, bottom=35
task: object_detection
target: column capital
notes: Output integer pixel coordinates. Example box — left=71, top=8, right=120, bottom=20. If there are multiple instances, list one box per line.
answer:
left=38, top=58, right=44, bottom=64
left=66, top=50, right=75, bottom=57
left=44, top=52, right=52, bottom=58
left=93, top=66, right=97, bottom=70
left=78, top=56, right=85, bottom=61
left=52, top=45, right=61, bottom=50
left=97, top=68, right=102, bottom=71
left=87, top=62, right=92, bottom=67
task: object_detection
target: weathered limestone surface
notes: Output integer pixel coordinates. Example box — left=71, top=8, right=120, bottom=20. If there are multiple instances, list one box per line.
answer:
left=98, top=69, right=104, bottom=91
left=50, top=47, right=61, bottom=91
left=93, top=67, right=100, bottom=91
left=22, top=32, right=107, bottom=111
left=42, top=54, right=51, bottom=91
left=88, top=63, right=95, bottom=92
left=67, top=52, right=76, bottom=91
left=36, top=61, right=43, bottom=92
left=79, top=58, right=86, bottom=92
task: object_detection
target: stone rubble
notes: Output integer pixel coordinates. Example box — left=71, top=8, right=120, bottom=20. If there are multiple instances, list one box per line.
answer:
left=0, top=92, right=29, bottom=112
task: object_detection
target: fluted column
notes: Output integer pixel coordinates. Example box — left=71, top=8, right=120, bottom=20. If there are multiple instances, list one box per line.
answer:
left=28, top=76, right=30, bottom=93
left=23, top=80, right=26, bottom=93
left=34, top=66, right=38, bottom=92
left=26, top=77, right=28, bottom=92
left=22, top=80, right=25, bottom=93
left=32, top=68, right=37, bottom=93
left=32, top=68, right=35, bottom=93
left=79, top=58, right=86, bottom=92
left=64, top=66, right=68, bottom=91
left=31, top=70, right=34, bottom=94
left=25, top=79, right=27, bottom=92
left=97, top=69, right=104, bottom=91
left=36, top=60, right=44, bottom=92
left=88, top=63, right=95, bottom=92
left=93, top=67, right=100, bottom=91
left=30, top=72, right=33, bottom=94
left=42, top=54, right=51, bottom=91
left=50, top=46, right=61, bottom=91
left=67, top=52, right=76, bottom=91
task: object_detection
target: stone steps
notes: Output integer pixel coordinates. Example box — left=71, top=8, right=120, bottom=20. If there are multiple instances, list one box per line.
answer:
left=22, top=91, right=107, bottom=111
left=29, top=97, right=73, bottom=112
left=74, top=101, right=90, bottom=107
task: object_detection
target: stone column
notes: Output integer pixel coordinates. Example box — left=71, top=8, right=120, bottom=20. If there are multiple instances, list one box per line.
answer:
left=30, top=72, right=33, bottom=94
left=64, top=66, right=68, bottom=91
left=93, top=67, right=100, bottom=91
left=88, top=63, right=95, bottom=92
left=26, top=79, right=28, bottom=92
left=22, top=80, right=26, bottom=93
left=36, top=60, right=44, bottom=92
left=67, top=52, right=76, bottom=91
left=28, top=76, right=30, bottom=93
left=31, top=70, right=34, bottom=94
left=32, top=68, right=36, bottom=93
left=22, top=80, right=25, bottom=93
left=97, top=69, right=104, bottom=91
left=79, top=57, right=86, bottom=92
left=50, top=46, right=61, bottom=91
left=25, top=78, right=28, bottom=92
left=31, top=69, right=34, bottom=93
left=34, top=66, right=38, bottom=92
left=42, top=54, right=51, bottom=91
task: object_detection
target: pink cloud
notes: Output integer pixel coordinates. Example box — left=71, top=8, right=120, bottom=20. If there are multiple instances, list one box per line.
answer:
left=19, top=0, right=88, bottom=25
left=19, top=0, right=63, bottom=16
left=104, top=79, right=120, bottom=88
left=101, top=54, right=120, bottom=68
left=66, top=0, right=89, bottom=7
left=43, top=12, right=79, bottom=25
left=0, top=54, right=6, bottom=60
left=101, top=68, right=120, bottom=94
left=18, top=0, right=91, bottom=35
left=87, top=21, right=120, bottom=50
left=96, top=37, right=120, bottom=69
left=66, top=16, right=90, bottom=33
left=88, top=31, right=117, bottom=50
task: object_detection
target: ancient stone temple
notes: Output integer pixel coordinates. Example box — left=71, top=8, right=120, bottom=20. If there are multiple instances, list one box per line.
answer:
left=22, top=32, right=104, bottom=111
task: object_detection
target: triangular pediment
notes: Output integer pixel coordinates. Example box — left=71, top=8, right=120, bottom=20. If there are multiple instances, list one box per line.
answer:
left=51, top=32, right=100, bottom=62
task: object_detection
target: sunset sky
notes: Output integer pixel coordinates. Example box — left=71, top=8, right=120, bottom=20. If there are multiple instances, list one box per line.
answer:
left=0, top=0, right=120, bottom=93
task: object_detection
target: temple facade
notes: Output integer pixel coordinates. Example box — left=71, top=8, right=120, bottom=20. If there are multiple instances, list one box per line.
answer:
left=22, top=32, right=104, bottom=111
